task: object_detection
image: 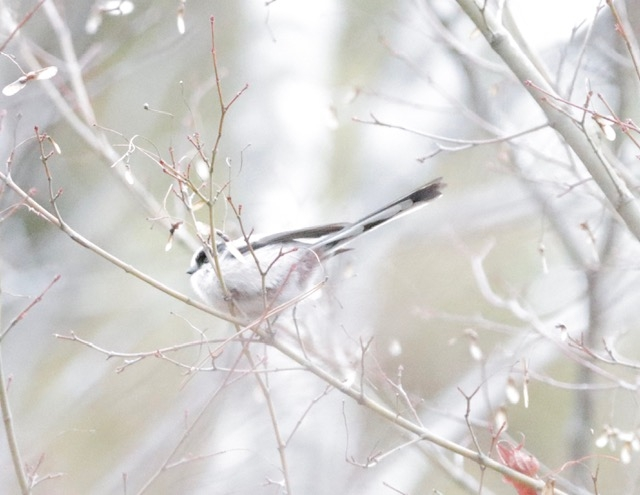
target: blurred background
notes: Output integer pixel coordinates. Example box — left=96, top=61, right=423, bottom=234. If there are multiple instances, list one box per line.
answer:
left=2, top=0, right=640, bottom=494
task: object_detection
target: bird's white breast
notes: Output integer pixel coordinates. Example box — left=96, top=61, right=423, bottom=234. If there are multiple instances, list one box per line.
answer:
left=190, top=242, right=323, bottom=318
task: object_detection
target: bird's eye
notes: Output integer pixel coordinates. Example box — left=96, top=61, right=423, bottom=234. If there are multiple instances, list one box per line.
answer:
left=196, top=250, right=209, bottom=266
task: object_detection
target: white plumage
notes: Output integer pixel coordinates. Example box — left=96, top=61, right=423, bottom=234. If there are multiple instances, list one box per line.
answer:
left=188, top=178, right=445, bottom=319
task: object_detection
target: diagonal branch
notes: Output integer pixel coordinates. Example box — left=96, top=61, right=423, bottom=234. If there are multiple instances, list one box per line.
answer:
left=456, top=0, right=640, bottom=241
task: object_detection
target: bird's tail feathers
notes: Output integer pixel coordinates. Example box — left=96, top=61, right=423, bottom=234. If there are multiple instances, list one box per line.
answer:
left=317, top=177, right=445, bottom=253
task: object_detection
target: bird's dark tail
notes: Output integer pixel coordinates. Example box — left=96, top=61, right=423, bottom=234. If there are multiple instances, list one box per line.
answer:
left=317, top=177, right=445, bottom=252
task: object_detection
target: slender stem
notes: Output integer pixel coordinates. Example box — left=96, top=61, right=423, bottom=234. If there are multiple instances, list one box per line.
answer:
left=135, top=350, right=249, bottom=495
left=0, top=289, right=30, bottom=494
left=203, top=16, right=249, bottom=308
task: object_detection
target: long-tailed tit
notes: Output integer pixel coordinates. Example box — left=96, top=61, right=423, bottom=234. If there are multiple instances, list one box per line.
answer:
left=188, top=178, right=445, bottom=319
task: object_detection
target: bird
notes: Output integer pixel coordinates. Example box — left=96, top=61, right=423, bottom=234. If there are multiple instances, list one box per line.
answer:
left=187, top=178, right=445, bottom=320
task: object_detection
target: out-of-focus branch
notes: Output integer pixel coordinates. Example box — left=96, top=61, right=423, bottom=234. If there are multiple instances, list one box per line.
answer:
left=0, top=275, right=60, bottom=343
left=0, top=0, right=46, bottom=52
left=0, top=345, right=29, bottom=495
left=42, top=1, right=97, bottom=125
left=0, top=284, right=30, bottom=494
left=607, top=0, right=640, bottom=82
left=3, top=2, right=194, bottom=250
left=135, top=350, right=250, bottom=495
left=455, top=0, right=640, bottom=241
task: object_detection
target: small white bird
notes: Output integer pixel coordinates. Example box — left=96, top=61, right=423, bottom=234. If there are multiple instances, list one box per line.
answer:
left=188, top=178, right=445, bottom=319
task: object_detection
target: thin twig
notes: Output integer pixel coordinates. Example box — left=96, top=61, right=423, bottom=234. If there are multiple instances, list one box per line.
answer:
left=0, top=296, right=30, bottom=494
left=135, top=349, right=251, bottom=495
left=0, top=275, right=60, bottom=343
left=0, top=0, right=47, bottom=52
